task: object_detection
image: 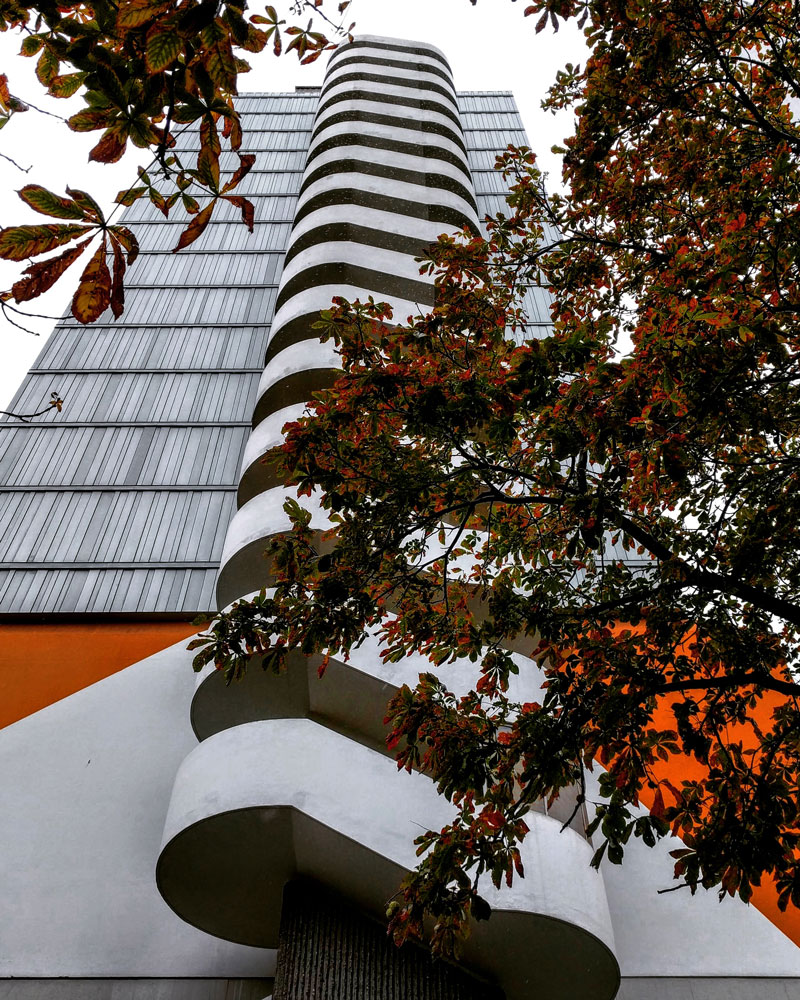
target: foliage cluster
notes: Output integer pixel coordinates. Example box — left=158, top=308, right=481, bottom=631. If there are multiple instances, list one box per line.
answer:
left=0, top=0, right=352, bottom=321
left=191, top=0, right=800, bottom=952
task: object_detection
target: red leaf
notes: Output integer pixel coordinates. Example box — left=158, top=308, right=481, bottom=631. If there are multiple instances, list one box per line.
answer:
left=10, top=238, right=91, bottom=302
left=223, top=195, right=254, bottom=231
left=172, top=200, right=216, bottom=252
left=650, top=786, right=665, bottom=821
left=89, top=127, right=128, bottom=164
left=222, top=152, right=256, bottom=193
left=110, top=238, right=126, bottom=318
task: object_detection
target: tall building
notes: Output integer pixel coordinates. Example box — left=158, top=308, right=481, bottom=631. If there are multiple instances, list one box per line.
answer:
left=2, top=34, right=800, bottom=1000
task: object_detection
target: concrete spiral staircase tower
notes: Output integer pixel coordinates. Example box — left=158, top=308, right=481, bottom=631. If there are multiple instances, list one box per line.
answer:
left=157, top=35, right=620, bottom=999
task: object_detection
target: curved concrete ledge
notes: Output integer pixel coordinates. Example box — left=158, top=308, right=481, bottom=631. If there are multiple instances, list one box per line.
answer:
left=321, top=73, right=459, bottom=115
left=287, top=201, right=465, bottom=249
left=316, top=88, right=462, bottom=134
left=275, top=245, right=435, bottom=314
left=300, top=142, right=473, bottom=196
left=216, top=488, right=332, bottom=607
left=296, top=167, right=476, bottom=220
left=307, top=126, right=470, bottom=175
left=192, top=619, right=544, bottom=746
left=327, top=39, right=454, bottom=77
left=328, top=36, right=453, bottom=72
left=326, top=54, right=457, bottom=94
left=323, top=60, right=457, bottom=98
left=314, top=98, right=463, bottom=141
left=157, top=720, right=619, bottom=1000
left=266, top=285, right=424, bottom=362
left=238, top=402, right=307, bottom=506
left=249, top=339, right=341, bottom=428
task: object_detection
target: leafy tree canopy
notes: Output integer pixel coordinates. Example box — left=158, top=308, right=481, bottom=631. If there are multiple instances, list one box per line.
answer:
left=190, top=0, right=800, bottom=956
left=0, top=0, right=353, bottom=322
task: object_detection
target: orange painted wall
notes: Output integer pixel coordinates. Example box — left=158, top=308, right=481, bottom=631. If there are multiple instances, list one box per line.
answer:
left=0, top=621, right=198, bottom=730
left=636, top=686, right=800, bottom=950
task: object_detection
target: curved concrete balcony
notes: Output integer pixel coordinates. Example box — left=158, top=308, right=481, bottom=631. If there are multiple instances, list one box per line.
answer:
left=260, top=289, right=423, bottom=393
left=295, top=168, right=477, bottom=223
left=306, top=125, right=471, bottom=179
left=192, top=614, right=544, bottom=745
left=313, top=96, right=465, bottom=141
left=277, top=242, right=437, bottom=305
left=216, top=487, right=332, bottom=608
left=237, top=402, right=307, bottom=507
left=250, top=339, right=341, bottom=428
left=299, top=144, right=474, bottom=203
left=325, top=41, right=457, bottom=85
left=287, top=202, right=468, bottom=250
left=157, top=719, right=619, bottom=1000
left=326, top=35, right=453, bottom=73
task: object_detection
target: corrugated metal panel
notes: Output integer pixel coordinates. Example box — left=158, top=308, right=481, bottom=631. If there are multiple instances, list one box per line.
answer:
left=0, top=93, right=308, bottom=615
left=7, top=372, right=261, bottom=424
left=0, top=426, right=248, bottom=487
left=0, top=490, right=235, bottom=563
left=0, top=567, right=218, bottom=614
left=35, top=325, right=270, bottom=371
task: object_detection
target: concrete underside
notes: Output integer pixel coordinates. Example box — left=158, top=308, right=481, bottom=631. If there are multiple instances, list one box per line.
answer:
left=2, top=978, right=800, bottom=999
left=0, top=982, right=273, bottom=999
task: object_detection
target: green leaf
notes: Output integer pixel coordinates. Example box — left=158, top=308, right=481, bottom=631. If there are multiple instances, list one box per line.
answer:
left=20, top=35, right=44, bottom=56
left=18, top=185, right=86, bottom=220
left=0, top=223, right=89, bottom=261
left=145, top=27, right=183, bottom=73
left=115, top=186, right=148, bottom=207
left=50, top=72, right=85, bottom=98
left=68, top=109, right=113, bottom=132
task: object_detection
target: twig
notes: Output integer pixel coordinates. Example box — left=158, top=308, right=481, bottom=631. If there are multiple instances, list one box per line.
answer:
left=0, top=150, right=31, bottom=172
left=0, top=391, right=63, bottom=422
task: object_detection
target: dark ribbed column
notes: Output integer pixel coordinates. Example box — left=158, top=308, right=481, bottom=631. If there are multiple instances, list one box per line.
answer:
left=272, top=880, right=503, bottom=1000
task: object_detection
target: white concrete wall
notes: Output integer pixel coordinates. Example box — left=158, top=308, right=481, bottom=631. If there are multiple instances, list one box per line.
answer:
left=0, top=636, right=273, bottom=978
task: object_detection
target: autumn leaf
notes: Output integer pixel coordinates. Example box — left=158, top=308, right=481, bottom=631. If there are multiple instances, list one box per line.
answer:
left=116, top=0, right=171, bottom=29
left=65, top=187, right=105, bottom=224
left=49, top=73, right=85, bottom=98
left=109, top=225, right=139, bottom=265
left=0, top=223, right=89, bottom=261
left=223, top=194, right=254, bottom=231
left=89, top=125, right=128, bottom=164
left=35, top=47, right=58, bottom=86
left=205, top=38, right=238, bottom=91
left=145, top=27, right=183, bottom=73
left=115, top=186, right=148, bottom=207
left=68, top=108, right=113, bottom=133
left=20, top=35, right=44, bottom=56
left=18, top=185, right=86, bottom=220
left=172, top=199, right=215, bottom=251
left=196, top=143, right=220, bottom=189
left=109, top=239, right=126, bottom=319
left=71, top=238, right=111, bottom=323
left=221, top=152, right=256, bottom=192
left=10, top=238, right=92, bottom=302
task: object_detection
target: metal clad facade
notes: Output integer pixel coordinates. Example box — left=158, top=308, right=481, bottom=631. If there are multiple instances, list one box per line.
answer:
left=0, top=89, right=539, bottom=616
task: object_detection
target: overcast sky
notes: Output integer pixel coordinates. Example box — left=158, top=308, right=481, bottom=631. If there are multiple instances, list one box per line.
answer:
left=0, top=0, right=587, bottom=409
